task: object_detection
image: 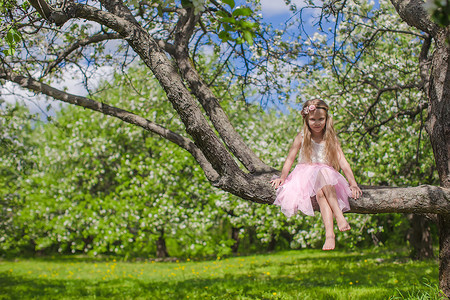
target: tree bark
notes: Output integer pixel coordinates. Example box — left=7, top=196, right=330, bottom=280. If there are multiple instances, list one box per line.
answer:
left=427, top=27, right=450, bottom=296
left=346, top=185, right=450, bottom=214
left=406, top=214, right=434, bottom=260
left=156, top=233, right=169, bottom=258
left=231, top=226, right=240, bottom=254
left=439, top=214, right=450, bottom=296
left=267, top=233, right=277, bottom=252
left=389, top=0, right=440, bottom=35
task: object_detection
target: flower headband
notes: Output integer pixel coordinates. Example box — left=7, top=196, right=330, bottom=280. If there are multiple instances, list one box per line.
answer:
left=301, top=104, right=328, bottom=118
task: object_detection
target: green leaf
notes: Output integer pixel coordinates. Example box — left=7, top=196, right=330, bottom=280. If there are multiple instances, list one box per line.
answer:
left=223, top=23, right=233, bottom=32
left=220, top=16, right=236, bottom=24
left=232, top=7, right=252, bottom=17
left=222, top=0, right=235, bottom=9
left=243, top=31, right=254, bottom=45
left=216, top=10, right=228, bottom=18
left=6, top=29, right=13, bottom=44
left=157, top=6, right=163, bottom=17
left=2, top=48, right=15, bottom=56
left=21, top=1, right=29, bottom=9
left=239, top=20, right=257, bottom=30
left=218, top=31, right=231, bottom=42
left=11, top=28, right=22, bottom=43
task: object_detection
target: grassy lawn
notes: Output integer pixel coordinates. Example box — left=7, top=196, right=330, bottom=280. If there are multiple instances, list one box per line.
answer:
left=0, top=248, right=442, bottom=299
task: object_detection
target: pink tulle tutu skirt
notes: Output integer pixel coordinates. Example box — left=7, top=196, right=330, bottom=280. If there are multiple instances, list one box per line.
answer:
left=274, top=163, right=352, bottom=218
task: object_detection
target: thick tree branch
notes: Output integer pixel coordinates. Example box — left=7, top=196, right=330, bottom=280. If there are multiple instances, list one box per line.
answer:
left=347, top=185, right=450, bottom=214
left=0, top=69, right=219, bottom=183
left=27, top=0, right=68, bottom=26
left=28, top=1, right=134, bottom=36
left=426, top=29, right=450, bottom=188
left=389, top=0, right=440, bottom=35
left=98, top=0, right=139, bottom=25
left=22, top=0, right=450, bottom=215
left=26, top=0, right=271, bottom=178
left=173, top=7, right=275, bottom=174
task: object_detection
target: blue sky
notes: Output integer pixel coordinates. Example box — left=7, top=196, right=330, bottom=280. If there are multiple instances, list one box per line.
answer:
left=259, top=0, right=319, bottom=31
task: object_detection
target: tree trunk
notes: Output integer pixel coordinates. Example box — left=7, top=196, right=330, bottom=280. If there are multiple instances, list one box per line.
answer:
left=406, top=214, right=434, bottom=260
left=156, top=233, right=169, bottom=258
left=231, top=227, right=240, bottom=254
left=426, top=27, right=450, bottom=296
left=439, top=214, right=450, bottom=296
left=267, top=233, right=277, bottom=252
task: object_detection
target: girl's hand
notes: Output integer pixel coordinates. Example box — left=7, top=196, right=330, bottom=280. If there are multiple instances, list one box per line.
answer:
left=270, top=178, right=285, bottom=189
left=350, top=185, right=362, bottom=199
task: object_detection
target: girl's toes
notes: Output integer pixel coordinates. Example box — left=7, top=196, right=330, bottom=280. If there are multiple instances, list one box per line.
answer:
left=336, top=218, right=351, bottom=232
left=322, top=236, right=335, bottom=251
left=338, top=223, right=351, bottom=232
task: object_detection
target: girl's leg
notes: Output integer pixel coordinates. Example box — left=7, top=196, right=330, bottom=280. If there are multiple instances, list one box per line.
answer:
left=321, top=185, right=351, bottom=232
left=315, top=189, right=335, bottom=250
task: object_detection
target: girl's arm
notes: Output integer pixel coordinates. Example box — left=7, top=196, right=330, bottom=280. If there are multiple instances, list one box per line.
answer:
left=337, top=144, right=362, bottom=199
left=270, top=132, right=303, bottom=189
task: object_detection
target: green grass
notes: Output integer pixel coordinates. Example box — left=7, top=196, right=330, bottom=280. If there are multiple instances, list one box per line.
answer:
left=0, top=248, right=443, bottom=299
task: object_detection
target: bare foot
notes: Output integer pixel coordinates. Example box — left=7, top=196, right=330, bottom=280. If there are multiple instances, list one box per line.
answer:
left=322, top=236, right=335, bottom=251
left=336, top=216, right=351, bottom=232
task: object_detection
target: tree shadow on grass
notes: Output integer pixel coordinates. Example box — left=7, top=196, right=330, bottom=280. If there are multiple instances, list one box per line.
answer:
left=0, top=251, right=439, bottom=300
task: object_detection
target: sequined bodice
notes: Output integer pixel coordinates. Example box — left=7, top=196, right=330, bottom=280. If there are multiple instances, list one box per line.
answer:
left=298, top=139, right=327, bottom=164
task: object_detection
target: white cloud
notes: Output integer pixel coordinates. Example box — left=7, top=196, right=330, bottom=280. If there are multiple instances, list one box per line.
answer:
left=260, top=0, right=307, bottom=17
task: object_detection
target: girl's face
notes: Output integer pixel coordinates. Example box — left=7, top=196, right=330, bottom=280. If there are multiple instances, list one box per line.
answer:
left=307, top=109, right=327, bottom=135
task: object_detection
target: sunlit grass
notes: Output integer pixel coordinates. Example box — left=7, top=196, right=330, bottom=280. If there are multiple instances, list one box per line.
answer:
left=0, top=248, right=442, bottom=299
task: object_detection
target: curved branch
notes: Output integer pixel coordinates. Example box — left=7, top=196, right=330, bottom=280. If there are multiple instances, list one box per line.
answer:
left=43, top=32, right=122, bottom=77
left=98, top=0, right=139, bottom=25
left=27, top=0, right=135, bottom=36
left=359, top=101, right=428, bottom=137
left=3, top=68, right=450, bottom=214
left=0, top=69, right=220, bottom=183
left=361, top=82, right=420, bottom=120
left=172, top=7, right=275, bottom=174
left=27, top=0, right=69, bottom=26
left=389, top=0, right=440, bottom=36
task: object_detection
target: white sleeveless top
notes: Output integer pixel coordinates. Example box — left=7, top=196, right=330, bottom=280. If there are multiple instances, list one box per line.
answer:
left=298, top=139, right=327, bottom=164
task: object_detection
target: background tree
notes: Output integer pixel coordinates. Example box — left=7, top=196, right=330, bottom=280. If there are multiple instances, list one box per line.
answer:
left=0, top=102, right=39, bottom=254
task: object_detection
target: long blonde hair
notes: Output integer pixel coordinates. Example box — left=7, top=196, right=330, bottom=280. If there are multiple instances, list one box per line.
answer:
left=301, top=99, right=340, bottom=170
